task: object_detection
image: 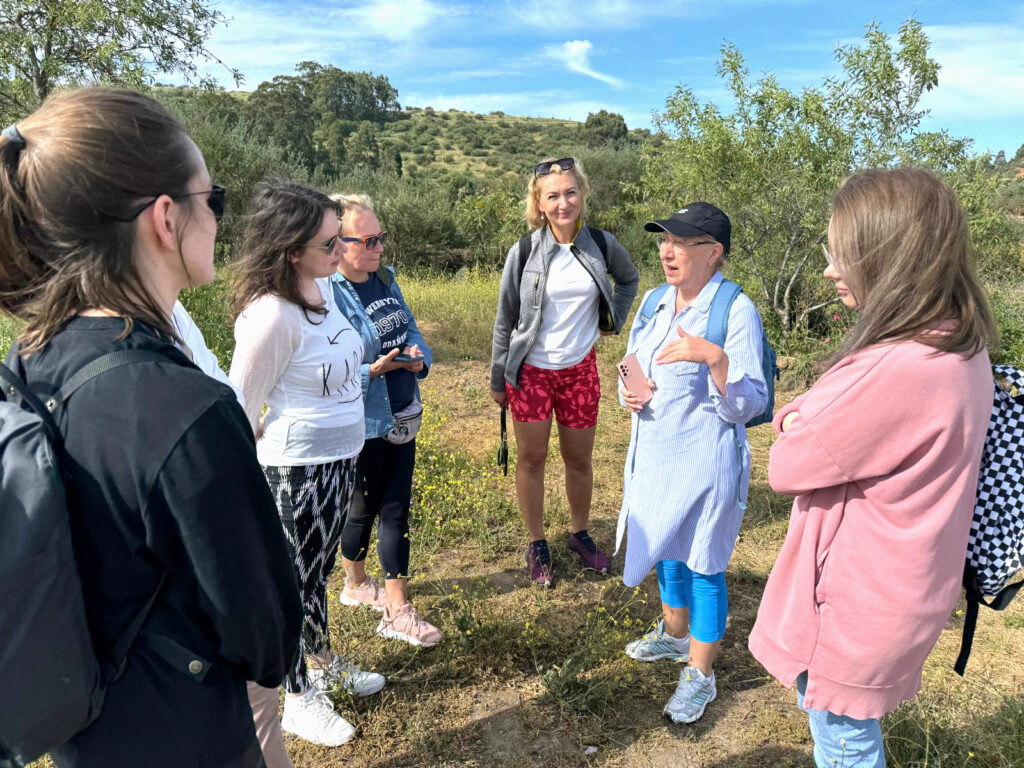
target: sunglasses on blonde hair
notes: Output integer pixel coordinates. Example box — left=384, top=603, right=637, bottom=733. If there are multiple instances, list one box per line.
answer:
left=533, top=157, right=575, bottom=177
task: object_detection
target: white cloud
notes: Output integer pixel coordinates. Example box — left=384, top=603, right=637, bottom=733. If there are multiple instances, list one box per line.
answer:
left=918, top=21, right=1024, bottom=123
left=545, top=40, right=624, bottom=88
left=352, top=0, right=446, bottom=42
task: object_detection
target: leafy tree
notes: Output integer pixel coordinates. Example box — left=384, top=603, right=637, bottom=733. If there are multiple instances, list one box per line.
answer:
left=345, top=121, right=381, bottom=170
left=638, top=20, right=988, bottom=336
left=0, top=0, right=237, bottom=121
left=246, top=74, right=321, bottom=171
left=581, top=110, right=628, bottom=147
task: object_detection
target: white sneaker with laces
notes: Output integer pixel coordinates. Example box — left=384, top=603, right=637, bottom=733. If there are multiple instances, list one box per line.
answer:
left=281, top=689, right=356, bottom=746
left=625, top=620, right=690, bottom=662
left=306, top=654, right=386, bottom=697
left=663, top=665, right=717, bottom=724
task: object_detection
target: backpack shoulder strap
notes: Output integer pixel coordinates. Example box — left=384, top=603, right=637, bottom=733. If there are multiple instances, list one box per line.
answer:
left=51, top=349, right=169, bottom=412
left=516, top=234, right=532, bottom=284
left=637, top=284, right=671, bottom=329
left=586, top=226, right=608, bottom=263
left=706, top=279, right=743, bottom=348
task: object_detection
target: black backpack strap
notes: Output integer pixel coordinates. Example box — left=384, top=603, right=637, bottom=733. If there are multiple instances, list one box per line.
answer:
left=49, top=349, right=169, bottom=412
left=954, top=587, right=981, bottom=676
left=516, top=234, right=532, bottom=284
left=1, top=343, right=63, bottom=446
left=104, top=572, right=169, bottom=685
left=586, top=226, right=608, bottom=263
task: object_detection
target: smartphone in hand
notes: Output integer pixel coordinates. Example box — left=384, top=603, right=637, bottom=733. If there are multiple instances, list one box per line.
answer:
left=379, top=352, right=424, bottom=363
left=617, top=353, right=653, bottom=404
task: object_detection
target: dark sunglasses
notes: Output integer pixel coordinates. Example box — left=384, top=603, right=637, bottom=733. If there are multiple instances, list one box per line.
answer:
left=497, top=407, right=509, bottom=476
left=534, top=157, right=575, bottom=177
left=341, top=232, right=388, bottom=249
left=116, top=184, right=227, bottom=223
left=304, top=234, right=339, bottom=253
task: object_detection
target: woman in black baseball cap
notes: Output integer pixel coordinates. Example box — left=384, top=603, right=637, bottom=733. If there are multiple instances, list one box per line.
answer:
left=616, top=200, right=769, bottom=725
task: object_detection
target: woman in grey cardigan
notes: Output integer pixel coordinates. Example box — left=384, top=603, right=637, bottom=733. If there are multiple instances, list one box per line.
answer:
left=490, top=157, right=639, bottom=588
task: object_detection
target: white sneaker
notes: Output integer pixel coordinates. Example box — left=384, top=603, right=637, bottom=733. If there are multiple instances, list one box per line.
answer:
left=281, top=689, right=356, bottom=746
left=663, top=666, right=717, bottom=724
left=625, top=620, right=690, bottom=662
left=306, top=654, right=386, bottom=697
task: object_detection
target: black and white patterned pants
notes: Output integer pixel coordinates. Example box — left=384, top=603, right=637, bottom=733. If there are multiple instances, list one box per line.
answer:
left=263, top=457, right=358, bottom=694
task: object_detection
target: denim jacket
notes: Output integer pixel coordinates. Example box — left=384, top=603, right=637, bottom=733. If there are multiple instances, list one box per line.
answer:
left=330, top=267, right=432, bottom=440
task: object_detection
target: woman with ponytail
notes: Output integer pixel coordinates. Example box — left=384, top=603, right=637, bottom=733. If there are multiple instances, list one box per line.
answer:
left=0, top=88, right=302, bottom=767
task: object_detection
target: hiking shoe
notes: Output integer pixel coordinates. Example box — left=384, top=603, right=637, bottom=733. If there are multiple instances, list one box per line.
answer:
left=306, top=654, right=386, bottom=697
left=376, top=602, right=443, bottom=647
left=339, top=577, right=387, bottom=612
left=664, top=666, right=717, bottom=724
left=526, top=539, right=553, bottom=587
left=281, top=689, right=356, bottom=746
left=625, top=620, right=690, bottom=662
left=567, top=530, right=610, bottom=573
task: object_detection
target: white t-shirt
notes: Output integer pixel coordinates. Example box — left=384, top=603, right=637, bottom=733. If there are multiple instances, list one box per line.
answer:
left=229, top=279, right=365, bottom=466
left=524, top=243, right=600, bottom=369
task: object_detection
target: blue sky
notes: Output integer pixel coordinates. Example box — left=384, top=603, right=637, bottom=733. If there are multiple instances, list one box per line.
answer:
left=191, top=0, right=1024, bottom=156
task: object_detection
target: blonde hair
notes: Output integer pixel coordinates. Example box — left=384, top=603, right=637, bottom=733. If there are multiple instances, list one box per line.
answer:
left=829, top=167, right=996, bottom=362
left=330, top=192, right=374, bottom=234
left=524, top=157, right=590, bottom=230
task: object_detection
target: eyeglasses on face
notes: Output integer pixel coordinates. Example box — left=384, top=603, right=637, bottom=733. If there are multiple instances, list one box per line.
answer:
left=655, top=234, right=716, bottom=251
left=116, top=184, right=226, bottom=223
left=304, top=234, right=340, bottom=253
left=534, top=157, right=575, bottom=177
left=340, top=232, right=388, bottom=249
left=822, top=245, right=835, bottom=266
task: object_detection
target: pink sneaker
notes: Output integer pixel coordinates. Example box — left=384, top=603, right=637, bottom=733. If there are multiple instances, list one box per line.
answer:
left=376, top=603, right=442, bottom=647
left=339, top=577, right=386, bottom=612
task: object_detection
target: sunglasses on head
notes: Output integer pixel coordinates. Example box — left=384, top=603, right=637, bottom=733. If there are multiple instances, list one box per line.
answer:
left=533, top=157, right=575, bottom=177
left=340, top=231, right=388, bottom=249
left=116, top=184, right=227, bottom=223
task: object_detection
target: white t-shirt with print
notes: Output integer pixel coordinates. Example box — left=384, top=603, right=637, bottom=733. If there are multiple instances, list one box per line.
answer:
left=229, top=278, right=365, bottom=466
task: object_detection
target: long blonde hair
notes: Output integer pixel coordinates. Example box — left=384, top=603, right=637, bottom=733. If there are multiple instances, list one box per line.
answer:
left=524, top=157, right=590, bottom=230
left=829, top=168, right=996, bottom=362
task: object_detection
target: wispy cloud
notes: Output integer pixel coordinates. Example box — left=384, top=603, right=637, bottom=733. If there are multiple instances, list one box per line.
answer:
left=919, top=21, right=1024, bottom=127
left=351, top=0, right=447, bottom=42
left=546, top=40, right=624, bottom=88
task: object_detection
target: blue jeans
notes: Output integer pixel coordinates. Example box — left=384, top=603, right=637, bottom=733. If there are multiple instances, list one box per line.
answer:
left=654, top=560, right=727, bottom=642
left=796, top=672, right=885, bottom=767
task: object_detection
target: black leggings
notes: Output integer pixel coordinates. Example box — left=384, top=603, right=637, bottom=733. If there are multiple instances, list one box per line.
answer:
left=341, top=437, right=415, bottom=579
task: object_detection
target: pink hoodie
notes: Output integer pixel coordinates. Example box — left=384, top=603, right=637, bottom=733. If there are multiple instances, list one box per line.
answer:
left=748, top=340, right=992, bottom=720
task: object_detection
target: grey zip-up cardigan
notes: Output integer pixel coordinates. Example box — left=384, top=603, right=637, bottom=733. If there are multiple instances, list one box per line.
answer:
left=490, top=225, right=639, bottom=391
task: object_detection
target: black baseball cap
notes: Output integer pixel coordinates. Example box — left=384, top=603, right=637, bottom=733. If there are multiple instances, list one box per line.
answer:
left=645, top=202, right=731, bottom=256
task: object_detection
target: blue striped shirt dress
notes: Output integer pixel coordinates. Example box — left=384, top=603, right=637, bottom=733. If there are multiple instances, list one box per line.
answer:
left=615, top=272, right=769, bottom=586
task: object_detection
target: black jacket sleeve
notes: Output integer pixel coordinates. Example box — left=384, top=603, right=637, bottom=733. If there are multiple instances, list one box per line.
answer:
left=142, top=395, right=302, bottom=687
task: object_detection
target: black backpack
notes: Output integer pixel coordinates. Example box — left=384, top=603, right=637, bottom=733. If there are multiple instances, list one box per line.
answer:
left=0, top=348, right=166, bottom=768
left=954, top=365, right=1024, bottom=675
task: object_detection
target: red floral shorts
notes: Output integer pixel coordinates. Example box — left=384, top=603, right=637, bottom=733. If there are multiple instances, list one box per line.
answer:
left=506, top=347, right=600, bottom=429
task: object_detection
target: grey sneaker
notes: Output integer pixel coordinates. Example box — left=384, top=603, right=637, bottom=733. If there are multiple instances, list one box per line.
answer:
left=664, top=665, right=717, bottom=724
left=625, top=620, right=690, bottom=662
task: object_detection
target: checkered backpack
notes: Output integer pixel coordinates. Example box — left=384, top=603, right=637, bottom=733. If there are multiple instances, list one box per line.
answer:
left=954, top=364, right=1024, bottom=675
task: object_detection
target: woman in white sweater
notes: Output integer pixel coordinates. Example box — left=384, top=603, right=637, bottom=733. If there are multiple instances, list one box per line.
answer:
left=229, top=183, right=383, bottom=752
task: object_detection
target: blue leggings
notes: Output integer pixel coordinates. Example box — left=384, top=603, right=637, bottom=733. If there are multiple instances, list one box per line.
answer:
left=655, top=560, right=728, bottom=643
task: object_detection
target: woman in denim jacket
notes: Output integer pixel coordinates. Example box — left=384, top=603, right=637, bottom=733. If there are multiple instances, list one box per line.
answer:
left=329, top=193, right=440, bottom=647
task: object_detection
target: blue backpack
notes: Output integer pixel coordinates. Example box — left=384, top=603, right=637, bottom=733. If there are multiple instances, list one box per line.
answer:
left=636, top=280, right=778, bottom=427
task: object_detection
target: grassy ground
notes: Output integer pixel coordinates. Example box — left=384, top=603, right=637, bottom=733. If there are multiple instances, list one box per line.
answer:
left=14, top=270, right=1024, bottom=768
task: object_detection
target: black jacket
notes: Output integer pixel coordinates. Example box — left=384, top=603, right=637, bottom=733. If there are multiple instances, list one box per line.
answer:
left=19, top=317, right=302, bottom=768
